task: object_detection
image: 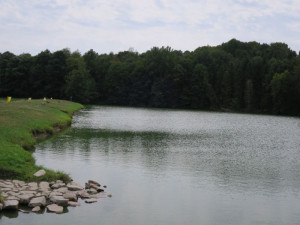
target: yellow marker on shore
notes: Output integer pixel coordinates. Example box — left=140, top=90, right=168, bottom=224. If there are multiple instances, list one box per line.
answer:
left=28, top=97, right=32, bottom=101
left=7, top=96, right=12, bottom=103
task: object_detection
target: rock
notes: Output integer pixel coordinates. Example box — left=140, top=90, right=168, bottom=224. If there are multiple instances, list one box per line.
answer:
left=32, top=206, right=41, bottom=212
left=49, top=192, right=63, bottom=198
left=77, top=190, right=91, bottom=199
left=19, top=209, right=30, bottom=213
left=29, top=196, right=46, bottom=207
left=4, top=200, right=19, bottom=210
left=34, top=170, right=46, bottom=177
left=87, top=188, right=98, bottom=194
left=39, top=181, right=50, bottom=189
left=88, top=180, right=101, bottom=186
left=107, top=194, right=112, bottom=198
left=7, top=196, right=20, bottom=200
left=67, top=182, right=83, bottom=191
left=50, top=196, right=69, bottom=207
left=103, top=185, right=107, bottom=188
left=63, top=192, right=77, bottom=201
left=47, top=204, right=63, bottom=214
left=19, top=194, right=35, bottom=204
left=68, top=201, right=80, bottom=207
left=19, top=190, right=36, bottom=195
left=0, top=203, right=3, bottom=211
left=56, top=187, right=68, bottom=193
left=0, top=183, right=14, bottom=188
left=51, top=183, right=66, bottom=189
left=0, top=187, right=12, bottom=192
left=85, top=198, right=97, bottom=204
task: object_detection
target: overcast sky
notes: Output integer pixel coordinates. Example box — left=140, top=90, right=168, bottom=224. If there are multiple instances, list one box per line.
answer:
left=1, top=0, right=300, bottom=55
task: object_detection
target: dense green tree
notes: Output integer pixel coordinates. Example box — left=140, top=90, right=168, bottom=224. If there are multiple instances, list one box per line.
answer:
left=0, top=39, right=299, bottom=116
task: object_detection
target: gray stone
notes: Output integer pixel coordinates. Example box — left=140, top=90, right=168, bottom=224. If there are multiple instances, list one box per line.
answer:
left=19, top=190, right=36, bottom=195
left=50, top=196, right=68, bottom=206
left=29, top=196, right=46, bottom=207
left=7, top=191, right=19, bottom=196
left=13, top=180, right=25, bottom=186
left=88, top=180, right=101, bottom=186
left=77, top=190, right=91, bottom=199
left=49, top=192, right=63, bottom=197
left=32, top=206, right=41, bottom=212
left=56, top=187, right=68, bottom=193
left=47, top=204, right=63, bottom=214
left=34, top=169, right=46, bottom=177
left=87, top=188, right=98, bottom=194
left=4, top=200, right=19, bottom=210
left=19, top=194, right=35, bottom=205
left=68, top=201, right=80, bottom=207
left=28, top=182, right=38, bottom=187
left=51, top=183, right=66, bottom=189
left=7, top=196, right=20, bottom=200
left=19, top=209, right=30, bottom=213
left=0, top=187, right=12, bottom=192
left=85, top=198, right=97, bottom=204
left=67, top=182, right=83, bottom=191
left=0, top=183, right=14, bottom=188
left=63, top=192, right=78, bottom=201
left=39, top=181, right=50, bottom=189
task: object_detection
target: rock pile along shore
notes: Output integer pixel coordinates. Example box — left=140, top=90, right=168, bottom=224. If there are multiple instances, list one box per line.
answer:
left=0, top=178, right=111, bottom=214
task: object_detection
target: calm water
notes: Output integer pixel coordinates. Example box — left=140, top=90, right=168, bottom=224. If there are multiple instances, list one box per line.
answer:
left=2, top=106, right=300, bottom=225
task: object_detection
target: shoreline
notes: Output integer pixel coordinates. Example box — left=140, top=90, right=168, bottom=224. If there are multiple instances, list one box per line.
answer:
left=0, top=99, right=83, bottom=183
left=0, top=179, right=111, bottom=214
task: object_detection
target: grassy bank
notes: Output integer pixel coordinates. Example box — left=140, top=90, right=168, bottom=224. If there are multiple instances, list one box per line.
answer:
left=0, top=98, right=83, bottom=182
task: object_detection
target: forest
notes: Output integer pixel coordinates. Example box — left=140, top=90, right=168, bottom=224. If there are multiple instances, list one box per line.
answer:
left=0, top=39, right=300, bottom=116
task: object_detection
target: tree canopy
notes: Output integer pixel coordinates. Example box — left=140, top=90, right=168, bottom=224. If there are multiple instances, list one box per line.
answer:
left=1, top=39, right=299, bottom=115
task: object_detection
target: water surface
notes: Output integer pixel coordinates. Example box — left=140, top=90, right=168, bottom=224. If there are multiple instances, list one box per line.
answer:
left=2, top=106, right=300, bottom=225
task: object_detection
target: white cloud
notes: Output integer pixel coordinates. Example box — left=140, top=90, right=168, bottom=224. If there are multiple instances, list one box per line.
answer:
left=0, top=0, right=299, bottom=54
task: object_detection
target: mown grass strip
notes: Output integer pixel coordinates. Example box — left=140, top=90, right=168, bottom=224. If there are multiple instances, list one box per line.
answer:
left=0, top=99, right=83, bottom=182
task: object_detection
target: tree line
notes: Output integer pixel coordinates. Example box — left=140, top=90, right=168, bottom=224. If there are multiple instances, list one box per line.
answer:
left=1, top=39, right=300, bottom=116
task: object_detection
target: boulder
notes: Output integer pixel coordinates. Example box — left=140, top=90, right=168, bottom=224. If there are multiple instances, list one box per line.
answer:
left=0, top=183, right=14, bottom=189
left=0, top=187, right=12, bottom=192
left=29, top=196, right=46, bottom=207
left=32, top=206, right=41, bottom=212
left=85, top=198, right=97, bottom=204
left=77, top=190, right=91, bottom=199
left=7, top=196, right=20, bottom=200
left=51, top=183, right=66, bottom=189
left=19, top=194, right=35, bottom=204
left=50, top=196, right=69, bottom=207
left=67, top=182, right=83, bottom=191
left=47, top=204, right=63, bottom=214
left=19, top=209, right=30, bottom=213
left=34, top=170, right=46, bottom=177
left=87, top=188, right=98, bottom=194
left=88, top=180, right=101, bottom=186
left=56, top=187, right=68, bottom=193
left=39, top=182, right=50, bottom=189
left=3, top=200, right=19, bottom=210
left=49, top=192, right=63, bottom=198
left=68, top=201, right=80, bottom=207
left=63, top=192, right=78, bottom=201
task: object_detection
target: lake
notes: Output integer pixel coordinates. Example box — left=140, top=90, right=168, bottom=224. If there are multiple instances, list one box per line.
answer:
left=2, top=106, right=300, bottom=225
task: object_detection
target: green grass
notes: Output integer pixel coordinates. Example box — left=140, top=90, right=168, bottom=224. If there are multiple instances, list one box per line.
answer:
left=0, top=98, right=83, bottom=182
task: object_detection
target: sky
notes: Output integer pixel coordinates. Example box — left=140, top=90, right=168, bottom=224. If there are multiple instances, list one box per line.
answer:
left=0, top=0, right=300, bottom=55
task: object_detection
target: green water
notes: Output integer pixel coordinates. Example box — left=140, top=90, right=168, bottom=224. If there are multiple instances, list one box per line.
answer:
left=2, top=106, right=300, bottom=225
